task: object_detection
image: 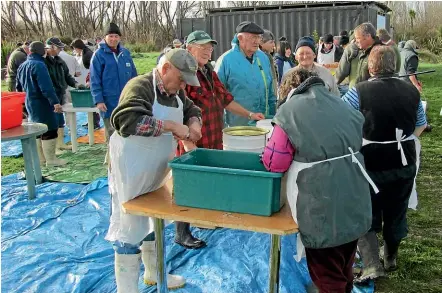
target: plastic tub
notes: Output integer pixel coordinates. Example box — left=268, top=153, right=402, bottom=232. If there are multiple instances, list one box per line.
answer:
left=256, top=119, right=274, bottom=141
left=222, top=126, right=269, bottom=153
left=1, top=92, right=26, bottom=130
left=169, top=149, right=283, bottom=216
left=70, top=89, right=95, bottom=108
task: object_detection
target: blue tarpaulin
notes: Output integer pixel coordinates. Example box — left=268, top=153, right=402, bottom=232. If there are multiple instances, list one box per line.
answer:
left=1, top=174, right=374, bottom=293
left=1, top=112, right=102, bottom=157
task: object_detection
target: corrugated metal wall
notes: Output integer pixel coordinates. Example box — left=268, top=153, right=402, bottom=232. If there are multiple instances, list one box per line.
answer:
left=204, top=4, right=390, bottom=59
left=177, top=18, right=206, bottom=39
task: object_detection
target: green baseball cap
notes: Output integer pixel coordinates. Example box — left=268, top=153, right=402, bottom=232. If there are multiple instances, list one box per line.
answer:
left=186, top=31, right=218, bottom=45
left=164, top=48, right=200, bottom=87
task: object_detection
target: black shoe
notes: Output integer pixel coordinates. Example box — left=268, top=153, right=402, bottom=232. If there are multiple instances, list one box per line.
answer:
left=82, top=123, right=88, bottom=128
left=424, top=124, right=433, bottom=132
left=94, top=124, right=101, bottom=130
left=174, top=222, right=207, bottom=250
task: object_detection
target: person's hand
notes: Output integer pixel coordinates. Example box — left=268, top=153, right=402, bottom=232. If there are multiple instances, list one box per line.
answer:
left=97, top=103, right=107, bottom=112
left=182, top=140, right=197, bottom=152
left=251, top=113, right=265, bottom=121
left=76, top=84, right=87, bottom=90
left=172, top=123, right=190, bottom=140
left=85, top=82, right=90, bottom=88
left=54, top=104, right=63, bottom=113
left=416, top=83, right=422, bottom=93
left=188, top=123, right=202, bottom=142
left=74, top=71, right=81, bottom=77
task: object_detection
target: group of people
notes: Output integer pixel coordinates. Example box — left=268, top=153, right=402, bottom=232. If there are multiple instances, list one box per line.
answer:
left=9, top=19, right=429, bottom=293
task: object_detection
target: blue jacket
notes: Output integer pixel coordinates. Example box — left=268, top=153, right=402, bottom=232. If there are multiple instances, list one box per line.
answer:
left=274, top=53, right=295, bottom=85
left=16, top=53, right=59, bottom=131
left=90, top=41, right=137, bottom=118
left=215, top=35, right=277, bottom=127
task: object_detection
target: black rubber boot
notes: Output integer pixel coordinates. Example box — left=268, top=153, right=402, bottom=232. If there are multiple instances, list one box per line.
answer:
left=354, top=231, right=385, bottom=283
left=174, top=222, right=206, bottom=250
left=384, top=241, right=400, bottom=272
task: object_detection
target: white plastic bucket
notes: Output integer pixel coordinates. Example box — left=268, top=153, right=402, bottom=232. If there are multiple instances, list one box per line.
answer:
left=256, top=119, right=274, bottom=141
left=222, top=126, right=269, bottom=153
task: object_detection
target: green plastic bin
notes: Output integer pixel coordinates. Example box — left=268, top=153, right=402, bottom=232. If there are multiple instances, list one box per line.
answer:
left=70, top=89, right=95, bottom=108
left=168, top=149, right=283, bottom=216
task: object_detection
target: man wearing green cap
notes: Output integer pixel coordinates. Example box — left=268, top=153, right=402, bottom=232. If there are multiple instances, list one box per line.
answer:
left=180, top=30, right=265, bottom=153
left=106, top=48, right=203, bottom=292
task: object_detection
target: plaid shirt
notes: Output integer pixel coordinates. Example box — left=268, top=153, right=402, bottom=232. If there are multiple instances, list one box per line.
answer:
left=134, top=69, right=169, bottom=137
left=178, top=65, right=234, bottom=155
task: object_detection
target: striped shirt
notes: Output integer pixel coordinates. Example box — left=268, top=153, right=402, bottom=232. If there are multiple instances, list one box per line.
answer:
left=342, top=87, right=427, bottom=127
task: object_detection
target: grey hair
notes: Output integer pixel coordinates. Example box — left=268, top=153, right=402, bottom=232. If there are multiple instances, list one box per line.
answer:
left=355, top=22, right=376, bottom=38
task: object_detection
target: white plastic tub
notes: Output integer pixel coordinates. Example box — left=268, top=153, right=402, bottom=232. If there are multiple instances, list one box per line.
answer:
left=256, top=119, right=274, bottom=141
left=222, top=126, right=269, bottom=153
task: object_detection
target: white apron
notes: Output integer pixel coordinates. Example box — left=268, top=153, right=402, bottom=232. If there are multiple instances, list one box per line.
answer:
left=287, top=147, right=379, bottom=262
left=105, top=71, right=183, bottom=244
left=290, top=128, right=415, bottom=261
left=408, top=136, right=421, bottom=210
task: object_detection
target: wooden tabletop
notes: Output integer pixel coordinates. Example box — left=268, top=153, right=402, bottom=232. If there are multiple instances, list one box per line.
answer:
left=1, top=122, right=48, bottom=141
left=123, top=180, right=298, bottom=236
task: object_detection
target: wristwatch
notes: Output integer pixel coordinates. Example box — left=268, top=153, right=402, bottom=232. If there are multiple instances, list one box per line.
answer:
left=248, top=112, right=254, bottom=120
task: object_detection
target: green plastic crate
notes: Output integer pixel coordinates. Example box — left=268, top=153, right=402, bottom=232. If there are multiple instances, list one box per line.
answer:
left=168, top=149, right=283, bottom=216
left=70, top=89, right=95, bottom=108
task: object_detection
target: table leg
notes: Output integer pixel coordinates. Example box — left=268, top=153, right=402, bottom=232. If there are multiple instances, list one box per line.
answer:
left=29, top=137, right=43, bottom=184
left=69, top=112, right=78, bottom=153
left=21, top=138, right=36, bottom=200
left=154, top=218, right=168, bottom=293
left=268, top=234, right=281, bottom=293
left=87, top=112, right=94, bottom=145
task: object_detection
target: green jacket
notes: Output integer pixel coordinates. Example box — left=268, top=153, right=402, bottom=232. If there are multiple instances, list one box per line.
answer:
left=335, top=43, right=360, bottom=88
left=44, top=55, right=77, bottom=97
left=273, top=76, right=372, bottom=249
left=6, top=47, right=27, bottom=82
left=391, top=43, right=401, bottom=73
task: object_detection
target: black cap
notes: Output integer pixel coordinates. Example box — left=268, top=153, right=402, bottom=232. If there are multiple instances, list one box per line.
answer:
left=71, top=39, right=86, bottom=50
left=104, top=22, right=121, bottom=36
left=295, top=36, right=316, bottom=54
left=30, top=41, right=46, bottom=56
left=236, top=21, right=264, bottom=35
left=45, top=37, right=65, bottom=49
left=323, top=34, right=334, bottom=44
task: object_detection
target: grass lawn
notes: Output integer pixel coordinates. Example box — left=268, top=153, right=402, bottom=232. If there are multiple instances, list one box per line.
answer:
left=1, top=59, right=442, bottom=293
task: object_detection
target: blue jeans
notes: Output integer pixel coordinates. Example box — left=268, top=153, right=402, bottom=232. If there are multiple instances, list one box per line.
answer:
left=112, top=233, right=155, bottom=254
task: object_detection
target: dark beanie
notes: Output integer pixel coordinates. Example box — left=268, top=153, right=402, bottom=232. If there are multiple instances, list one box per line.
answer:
left=104, top=22, right=121, bottom=36
left=30, top=41, right=46, bottom=56
left=71, top=39, right=86, bottom=50
left=295, top=36, right=316, bottom=54
left=323, top=34, right=334, bottom=43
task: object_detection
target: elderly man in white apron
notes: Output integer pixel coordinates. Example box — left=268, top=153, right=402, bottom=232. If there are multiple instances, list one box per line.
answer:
left=262, top=67, right=374, bottom=293
left=342, top=45, right=427, bottom=282
left=105, top=49, right=203, bottom=292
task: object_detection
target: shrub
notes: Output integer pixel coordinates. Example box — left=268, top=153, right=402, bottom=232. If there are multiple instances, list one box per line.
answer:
left=124, top=42, right=157, bottom=53
left=1, top=42, right=16, bottom=68
left=419, top=49, right=441, bottom=64
left=311, top=30, right=319, bottom=44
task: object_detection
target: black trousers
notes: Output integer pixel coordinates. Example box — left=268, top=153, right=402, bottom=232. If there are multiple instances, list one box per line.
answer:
left=368, top=165, right=417, bottom=245
left=37, top=129, right=58, bottom=140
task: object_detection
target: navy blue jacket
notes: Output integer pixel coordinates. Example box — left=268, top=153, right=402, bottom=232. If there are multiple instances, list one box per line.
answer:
left=16, top=53, right=59, bottom=131
left=90, top=41, right=137, bottom=118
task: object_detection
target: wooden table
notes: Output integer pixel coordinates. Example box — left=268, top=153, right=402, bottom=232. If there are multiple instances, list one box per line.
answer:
left=1, top=122, right=48, bottom=199
left=123, top=180, right=298, bottom=293
left=62, top=103, right=99, bottom=153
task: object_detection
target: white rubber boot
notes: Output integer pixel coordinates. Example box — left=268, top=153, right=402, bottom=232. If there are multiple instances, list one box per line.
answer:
left=114, top=253, right=141, bottom=293
left=36, top=138, right=46, bottom=165
left=141, top=241, right=186, bottom=289
left=41, top=138, right=68, bottom=167
left=56, top=128, right=72, bottom=151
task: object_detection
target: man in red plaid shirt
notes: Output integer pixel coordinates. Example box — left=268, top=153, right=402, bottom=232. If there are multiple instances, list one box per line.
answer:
left=178, top=30, right=265, bottom=154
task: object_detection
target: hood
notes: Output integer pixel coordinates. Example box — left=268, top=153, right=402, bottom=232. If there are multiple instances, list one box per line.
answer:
left=403, top=41, right=418, bottom=54
left=278, top=76, right=325, bottom=108
left=231, top=34, right=240, bottom=50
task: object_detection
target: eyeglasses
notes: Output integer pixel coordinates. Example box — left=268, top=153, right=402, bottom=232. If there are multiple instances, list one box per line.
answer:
left=194, top=45, right=214, bottom=52
left=247, top=35, right=263, bottom=42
